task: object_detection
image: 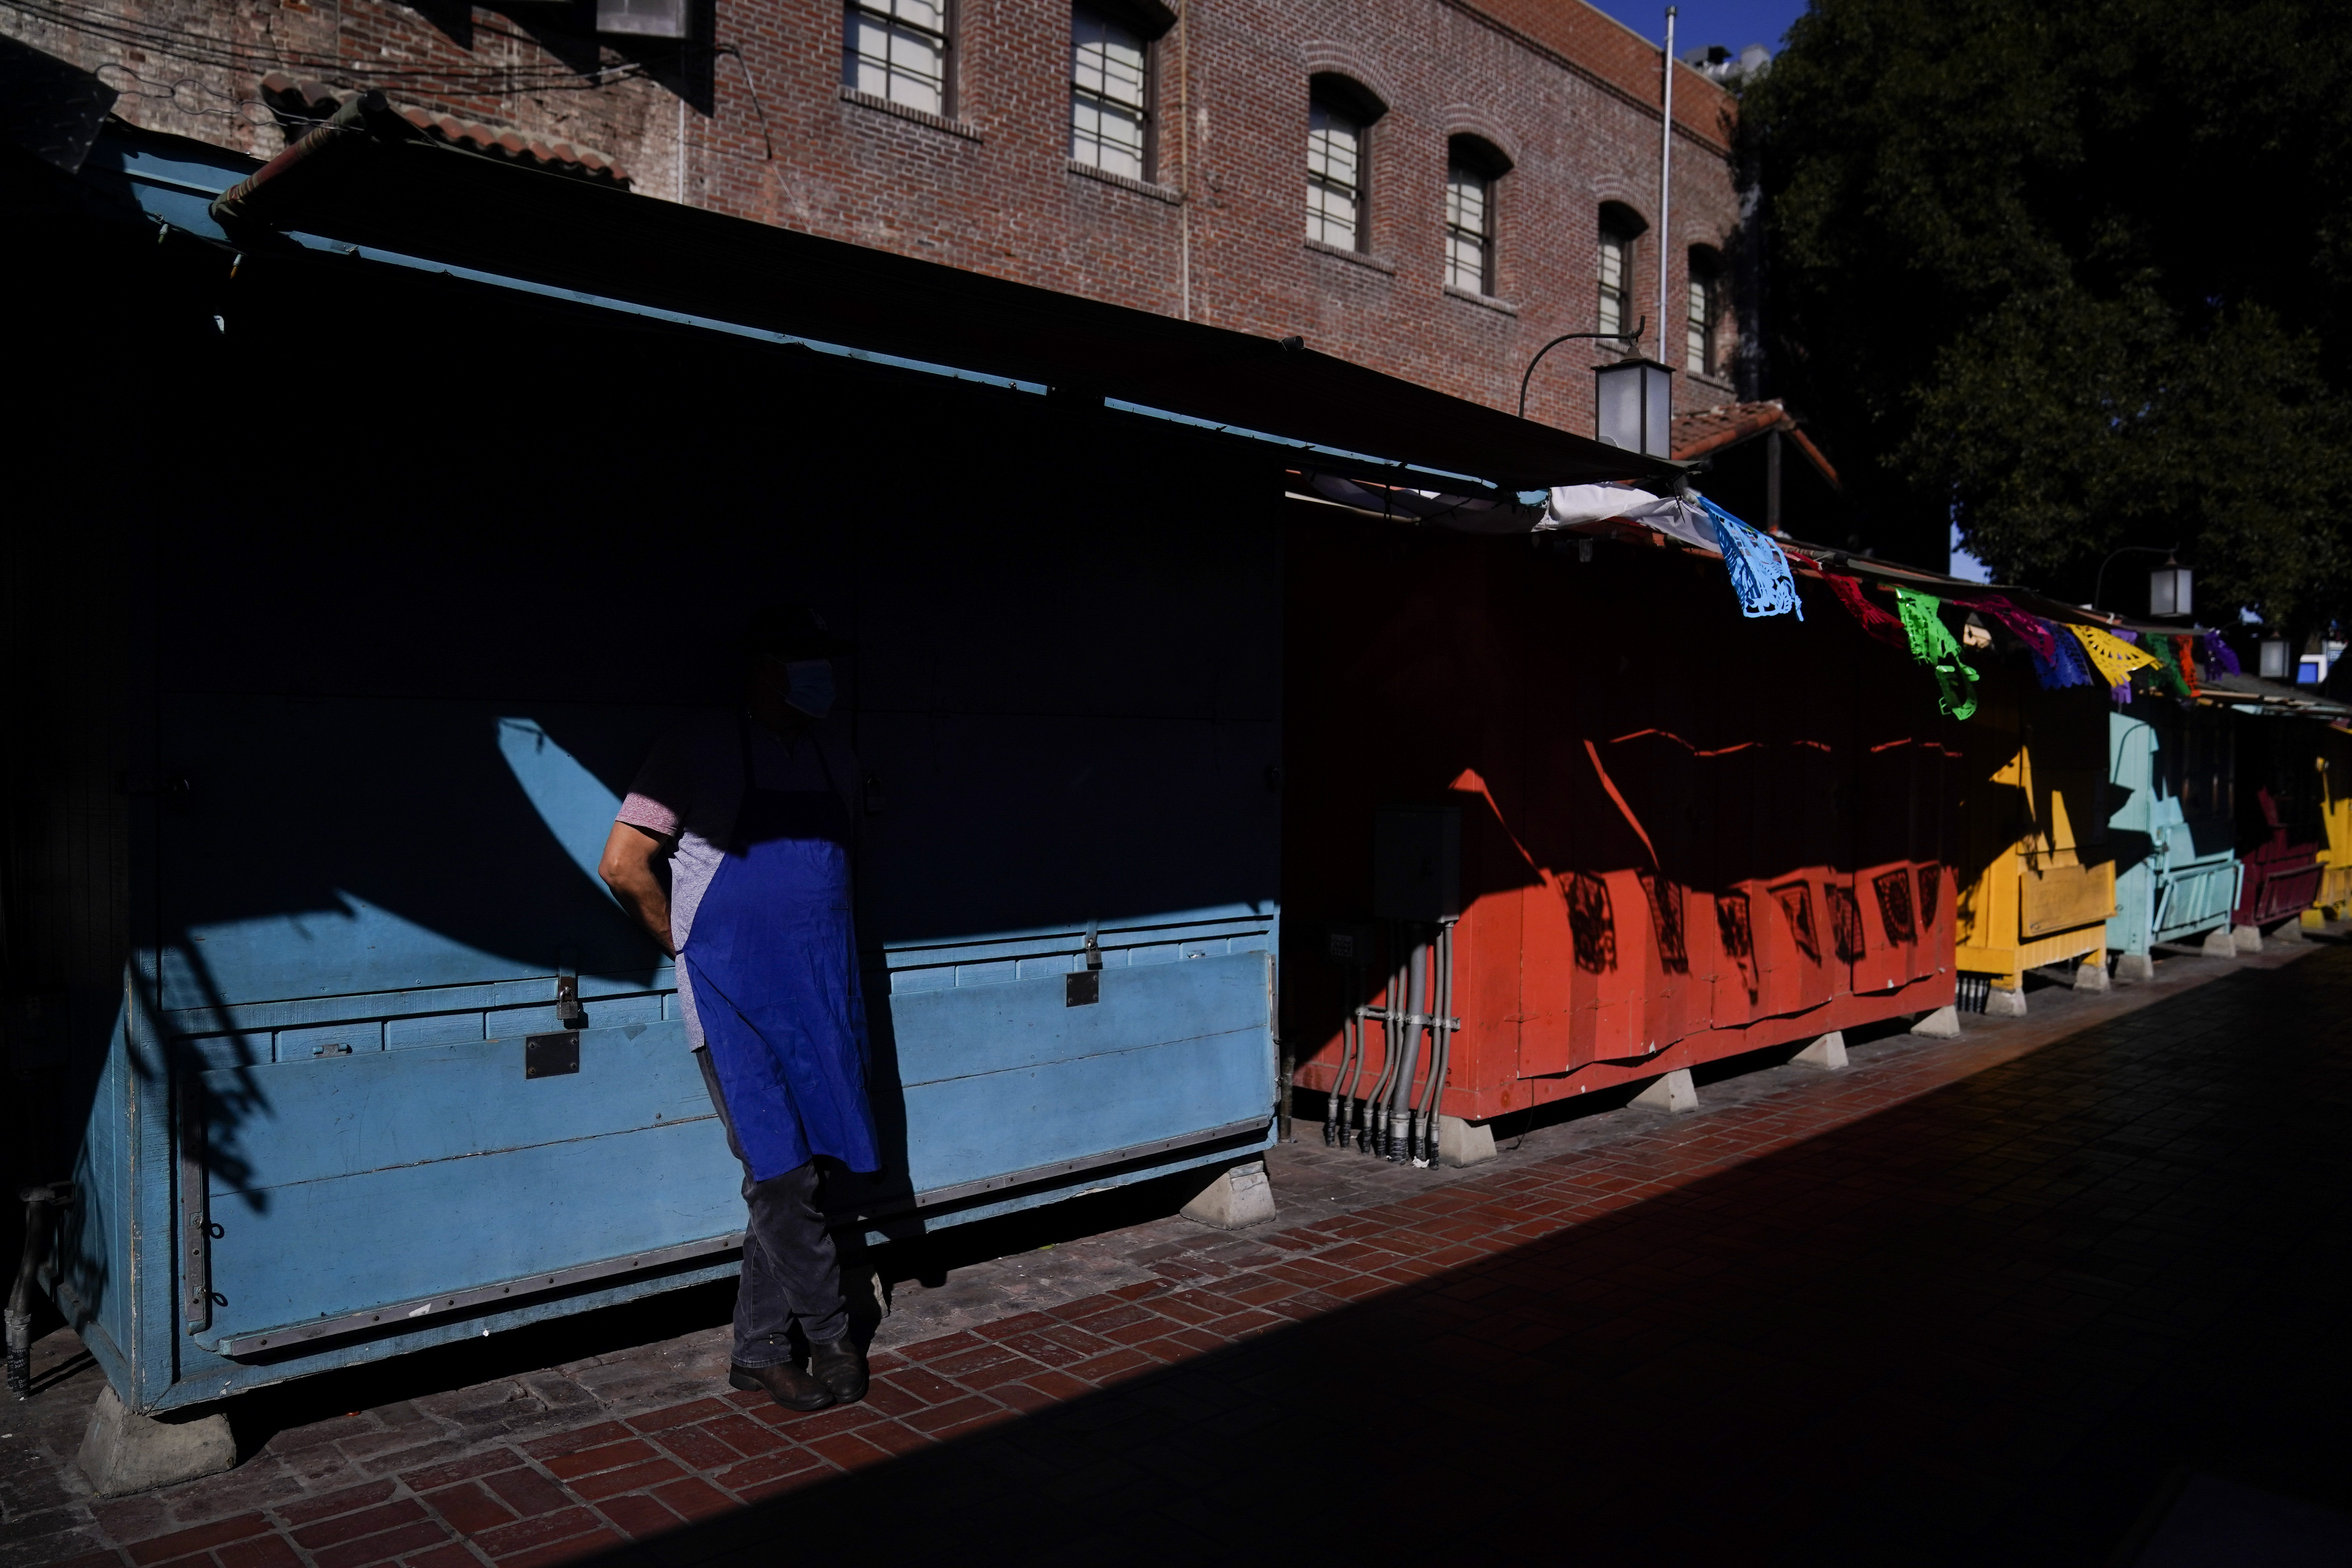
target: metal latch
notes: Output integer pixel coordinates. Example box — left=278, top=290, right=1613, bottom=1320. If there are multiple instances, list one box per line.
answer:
left=1066, top=922, right=1104, bottom=1007
left=554, top=971, right=586, bottom=1029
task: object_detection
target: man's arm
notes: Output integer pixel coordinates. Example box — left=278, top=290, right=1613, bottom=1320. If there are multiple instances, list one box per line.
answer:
left=599, top=821, right=678, bottom=958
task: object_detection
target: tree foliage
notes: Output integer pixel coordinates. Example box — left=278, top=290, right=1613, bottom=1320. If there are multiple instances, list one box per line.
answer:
left=1741, top=0, right=2352, bottom=626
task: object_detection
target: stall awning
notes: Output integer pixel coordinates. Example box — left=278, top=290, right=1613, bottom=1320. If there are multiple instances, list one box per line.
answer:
left=191, top=95, right=1658, bottom=497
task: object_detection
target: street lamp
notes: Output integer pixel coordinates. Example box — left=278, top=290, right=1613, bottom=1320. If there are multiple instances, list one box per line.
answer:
left=2259, top=636, right=2290, bottom=680
left=1595, top=356, right=1676, bottom=459
left=2091, top=543, right=2188, bottom=616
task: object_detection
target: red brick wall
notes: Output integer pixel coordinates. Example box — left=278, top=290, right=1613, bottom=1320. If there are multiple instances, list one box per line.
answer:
left=7, top=0, right=1742, bottom=434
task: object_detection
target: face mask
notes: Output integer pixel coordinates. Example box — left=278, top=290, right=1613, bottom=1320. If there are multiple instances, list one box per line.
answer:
left=784, top=659, right=835, bottom=720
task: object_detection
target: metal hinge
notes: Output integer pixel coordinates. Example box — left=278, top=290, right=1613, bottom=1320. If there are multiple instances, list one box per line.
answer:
left=178, top=1071, right=218, bottom=1334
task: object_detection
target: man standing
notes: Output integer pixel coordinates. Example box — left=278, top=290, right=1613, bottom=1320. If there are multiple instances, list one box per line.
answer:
left=599, top=606, right=878, bottom=1412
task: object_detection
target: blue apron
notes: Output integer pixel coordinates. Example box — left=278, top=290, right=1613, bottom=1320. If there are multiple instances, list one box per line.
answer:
left=682, top=711, right=882, bottom=1182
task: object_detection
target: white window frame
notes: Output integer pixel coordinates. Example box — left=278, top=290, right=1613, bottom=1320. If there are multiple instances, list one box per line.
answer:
left=1686, top=260, right=1722, bottom=377
left=1071, top=5, right=1152, bottom=180
left=1598, top=223, right=1635, bottom=337
left=1445, top=149, right=1496, bottom=295
left=1308, top=96, right=1366, bottom=250
left=845, top=0, right=951, bottom=117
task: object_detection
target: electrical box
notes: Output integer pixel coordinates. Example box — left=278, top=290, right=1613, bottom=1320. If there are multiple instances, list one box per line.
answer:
left=1322, top=922, right=1377, bottom=965
left=1372, top=807, right=1460, bottom=922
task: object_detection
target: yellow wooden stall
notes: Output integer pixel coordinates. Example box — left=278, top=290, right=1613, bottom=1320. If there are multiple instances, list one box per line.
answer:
left=2306, top=723, right=2352, bottom=925
left=1954, top=669, right=2118, bottom=1008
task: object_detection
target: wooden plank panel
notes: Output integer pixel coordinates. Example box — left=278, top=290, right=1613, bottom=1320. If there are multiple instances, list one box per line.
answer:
left=201, top=1022, right=707, bottom=1195
left=2022, top=861, right=2117, bottom=938
left=896, top=1021, right=1273, bottom=1194
left=203, top=1118, right=742, bottom=1339
left=887, top=949, right=1271, bottom=1087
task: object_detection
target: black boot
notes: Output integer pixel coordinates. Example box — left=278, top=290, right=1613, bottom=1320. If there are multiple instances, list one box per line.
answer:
left=730, top=1359, right=835, bottom=1413
left=808, top=1336, right=869, bottom=1404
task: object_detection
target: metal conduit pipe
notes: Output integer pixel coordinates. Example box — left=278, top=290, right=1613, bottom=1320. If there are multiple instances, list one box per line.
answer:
left=1336, top=1006, right=1355, bottom=1142
left=1413, top=919, right=1455, bottom=1166
left=1386, top=929, right=1418, bottom=1156
left=7, top=1183, right=73, bottom=1401
left=1326, top=957, right=1363, bottom=1146
left=1386, top=931, right=1430, bottom=1161
left=1360, top=930, right=1406, bottom=1154
left=1430, top=926, right=1449, bottom=1161
left=1408, top=922, right=1444, bottom=1165
left=1350, top=946, right=1378, bottom=1150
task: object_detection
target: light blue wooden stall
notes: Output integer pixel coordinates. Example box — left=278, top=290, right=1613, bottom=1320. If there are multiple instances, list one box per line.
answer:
left=42, top=127, right=1279, bottom=1412
left=2105, top=701, right=2240, bottom=964
left=25, top=110, right=1648, bottom=1418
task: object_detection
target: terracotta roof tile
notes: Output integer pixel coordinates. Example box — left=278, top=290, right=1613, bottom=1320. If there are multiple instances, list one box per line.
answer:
left=1671, top=399, right=1789, bottom=459
left=256, top=74, right=628, bottom=186
left=1671, top=399, right=1844, bottom=489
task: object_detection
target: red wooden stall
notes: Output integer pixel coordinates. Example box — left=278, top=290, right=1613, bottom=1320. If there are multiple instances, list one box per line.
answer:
left=2234, top=713, right=2328, bottom=929
left=1282, top=501, right=1960, bottom=1157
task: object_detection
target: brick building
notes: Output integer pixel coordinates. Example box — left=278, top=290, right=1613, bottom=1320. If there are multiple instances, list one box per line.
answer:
left=4, top=0, right=1744, bottom=434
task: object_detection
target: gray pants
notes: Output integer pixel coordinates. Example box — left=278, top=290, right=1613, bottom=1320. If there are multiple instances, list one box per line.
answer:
left=694, top=1048, right=848, bottom=1365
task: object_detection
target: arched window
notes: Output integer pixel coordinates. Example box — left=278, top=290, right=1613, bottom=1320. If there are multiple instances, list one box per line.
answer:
left=1686, top=246, right=1724, bottom=377
left=1445, top=136, right=1508, bottom=295
left=1308, top=76, right=1383, bottom=250
left=1597, top=203, right=1647, bottom=338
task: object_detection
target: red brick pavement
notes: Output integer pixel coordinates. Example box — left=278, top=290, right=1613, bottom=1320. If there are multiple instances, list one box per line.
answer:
left=20, top=940, right=2351, bottom=1566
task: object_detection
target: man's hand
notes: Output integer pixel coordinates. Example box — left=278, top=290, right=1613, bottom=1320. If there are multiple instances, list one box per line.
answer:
left=599, top=821, right=678, bottom=958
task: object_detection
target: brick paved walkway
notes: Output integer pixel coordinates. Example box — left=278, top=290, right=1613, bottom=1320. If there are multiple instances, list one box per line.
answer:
left=9, top=938, right=2349, bottom=1566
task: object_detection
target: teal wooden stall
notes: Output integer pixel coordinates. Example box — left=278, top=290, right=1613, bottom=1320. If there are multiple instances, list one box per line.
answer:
left=2105, top=700, right=2240, bottom=965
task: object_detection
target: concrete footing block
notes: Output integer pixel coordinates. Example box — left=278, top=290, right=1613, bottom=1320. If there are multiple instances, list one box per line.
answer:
left=1632, top=1067, right=1698, bottom=1114
left=2115, top=952, right=2156, bottom=983
left=2200, top=928, right=2238, bottom=958
left=1910, top=1005, right=1962, bottom=1039
left=78, top=1384, right=235, bottom=1497
left=2072, top=959, right=2111, bottom=993
left=2233, top=924, right=2265, bottom=953
left=1791, top=1031, right=1847, bottom=1069
left=1180, top=1158, right=1277, bottom=1229
left=1437, top=1115, right=1497, bottom=1168
left=1985, top=986, right=2029, bottom=1018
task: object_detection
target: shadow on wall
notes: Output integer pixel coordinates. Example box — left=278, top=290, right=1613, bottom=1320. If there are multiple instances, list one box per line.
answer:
left=9, top=228, right=1282, bottom=1372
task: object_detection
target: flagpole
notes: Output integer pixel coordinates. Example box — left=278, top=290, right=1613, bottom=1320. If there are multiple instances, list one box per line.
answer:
left=1658, top=6, right=1677, bottom=364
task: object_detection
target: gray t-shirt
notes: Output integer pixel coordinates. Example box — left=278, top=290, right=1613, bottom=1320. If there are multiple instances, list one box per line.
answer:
left=615, top=710, right=861, bottom=1048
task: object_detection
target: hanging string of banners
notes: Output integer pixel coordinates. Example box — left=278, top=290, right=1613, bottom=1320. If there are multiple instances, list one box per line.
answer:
left=1528, top=484, right=2257, bottom=723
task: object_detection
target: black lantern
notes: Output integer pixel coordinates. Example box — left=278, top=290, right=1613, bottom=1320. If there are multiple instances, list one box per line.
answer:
left=2148, top=558, right=2193, bottom=617
left=2259, top=636, right=2290, bottom=681
left=1595, top=356, right=1675, bottom=459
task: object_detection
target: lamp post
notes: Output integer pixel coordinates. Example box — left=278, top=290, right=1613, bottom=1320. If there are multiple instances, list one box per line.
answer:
left=1517, top=320, right=1646, bottom=419
left=2091, top=544, right=2190, bottom=617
